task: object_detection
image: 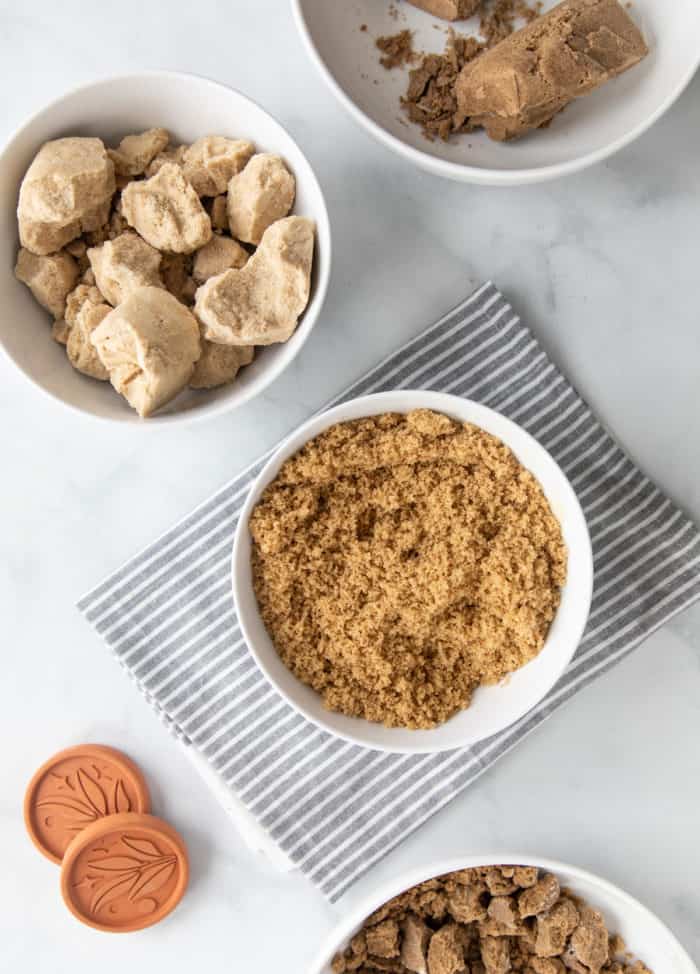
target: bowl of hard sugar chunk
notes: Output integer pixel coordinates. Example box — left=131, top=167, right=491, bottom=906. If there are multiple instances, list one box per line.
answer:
left=292, top=0, right=700, bottom=185
left=0, top=71, right=331, bottom=424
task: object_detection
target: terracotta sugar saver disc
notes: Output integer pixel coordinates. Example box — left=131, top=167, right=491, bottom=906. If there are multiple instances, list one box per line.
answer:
left=24, top=744, right=151, bottom=864
left=60, top=812, right=189, bottom=932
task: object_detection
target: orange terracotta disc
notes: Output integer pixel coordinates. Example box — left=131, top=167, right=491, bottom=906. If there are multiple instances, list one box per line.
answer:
left=24, top=744, right=151, bottom=863
left=60, top=812, right=188, bottom=932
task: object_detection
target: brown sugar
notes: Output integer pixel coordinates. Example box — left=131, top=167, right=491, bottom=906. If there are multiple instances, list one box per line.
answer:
left=377, top=29, right=419, bottom=69
left=402, top=31, right=484, bottom=141
left=389, top=0, right=645, bottom=144
left=456, top=0, right=648, bottom=141
left=331, top=866, right=653, bottom=974
left=479, top=0, right=542, bottom=45
left=249, top=410, right=566, bottom=730
left=398, top=0, right=543, bottom=141
left=376, top=0, right=541, bottom=141
left=406, top=0, right=482, bottom=19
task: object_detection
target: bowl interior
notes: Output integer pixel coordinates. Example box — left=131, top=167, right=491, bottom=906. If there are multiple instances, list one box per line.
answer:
left=293, top=0, right=700, bottom=183
left=0, top=72, right=330, bottom=424
left=310, top=855, right=697, bottom=974
left=233, top=390, right=593, bottom=754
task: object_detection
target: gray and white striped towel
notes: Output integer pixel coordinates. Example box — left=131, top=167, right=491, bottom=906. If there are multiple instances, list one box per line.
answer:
left=78, top=282, right=700, bottom=902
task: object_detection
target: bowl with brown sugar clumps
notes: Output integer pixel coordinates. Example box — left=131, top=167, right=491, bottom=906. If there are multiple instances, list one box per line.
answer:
left=309, top=854, right=697, bottom=974
left=292, top=0, right=700, bottom=186
left=232, top=390, right=593, bottom=753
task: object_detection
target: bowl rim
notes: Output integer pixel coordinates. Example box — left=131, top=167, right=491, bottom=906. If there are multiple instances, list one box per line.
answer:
left=0, top=69, right=332, bottom=427
left=231, top=389, right=594, bottom=754
left=307, top=853, right=699, bottom=973
left=290, top=0, right=700, bottom=187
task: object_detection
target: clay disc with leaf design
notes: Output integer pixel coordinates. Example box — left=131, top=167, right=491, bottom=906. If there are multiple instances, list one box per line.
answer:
left=60, top=812, right=188, bottom=932
left=24, top=744, right=151, bottom=863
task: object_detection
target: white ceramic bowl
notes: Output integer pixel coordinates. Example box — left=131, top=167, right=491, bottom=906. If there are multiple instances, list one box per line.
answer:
left=292, top=0, right=700, bottom=186
left=232, top=390, right=593, bottom=753
left=309, top=854, right=698, bottom=974
left=0, top=72, right=331, bottom=425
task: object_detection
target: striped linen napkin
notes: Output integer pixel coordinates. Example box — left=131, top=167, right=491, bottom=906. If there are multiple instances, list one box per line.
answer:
left=78, top=282, right=700, bottom=902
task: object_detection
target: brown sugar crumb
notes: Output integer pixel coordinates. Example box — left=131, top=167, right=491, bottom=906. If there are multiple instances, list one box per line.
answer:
left=406, top=0, right=482, bottom=19
left=402, top=30, right=484, bottom=140
left=389, top=0, right=544, bottom=141
left=367, top=920, right=402, bottom=959
left=479, top=0, right=542, bottom=46
left=377, top=29, right=419, bottom=69
left=331, top=867, right=653, bottom=974
left=427, top=924, right=467, bottom=974
left=360, top=23, right=368, bottom=31
left=519, top=873, right=561, bottom=917
left=249, top=410, right=566, bottom=730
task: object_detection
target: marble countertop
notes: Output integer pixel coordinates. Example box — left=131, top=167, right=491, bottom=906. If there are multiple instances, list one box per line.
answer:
left=2, top=0, right=699, bottom=969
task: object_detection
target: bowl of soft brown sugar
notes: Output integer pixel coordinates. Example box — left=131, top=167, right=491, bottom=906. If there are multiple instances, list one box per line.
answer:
left=232, top=390, right=593, bottom=753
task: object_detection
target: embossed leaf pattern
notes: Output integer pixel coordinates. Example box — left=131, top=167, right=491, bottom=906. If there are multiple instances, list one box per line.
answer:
left=129, top=860, right=177, bottom=899
left=88, top=856, right=143, bottom=872
left=114, top=778, right=132, bottom=814
left=121, top=836, right=161, bottom=859
left=92, top=873, right=141, bottom=914
left=38, top=764, right=134, bottom=836
left=85, top=835, right=178, bottom=915
left=35, top=796, right=98, bottom=822
left=77, top=768, right=108, bottom=816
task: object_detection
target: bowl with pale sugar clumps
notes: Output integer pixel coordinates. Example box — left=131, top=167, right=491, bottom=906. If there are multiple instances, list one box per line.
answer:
left=0, top=72, right=331, bottom=424
left=233, top=390, right=593, bottom=754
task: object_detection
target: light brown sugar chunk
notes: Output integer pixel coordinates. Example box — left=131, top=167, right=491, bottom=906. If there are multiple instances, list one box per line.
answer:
left=210, top=194, right=229, bottom=230
left=14, top=248, right=79, bottom=318
left=227, top=153, right=295, bottom=245
left=88, top=231, right=163, bottom=306
left=189, top=341, right=254, bottom=389
left=108, top=128, right=170, bottom=177
left=90, top=286, right=201, bottom=416
left=62, top=282, right=111, bottom=377
left=195, top=216, right=313, bottom=346
left=145, top=143, right=188, bottom=177
left=183, top=136, right=255, bottom=196
left=66, top=297, right=111, bottom=380
left=192, top=234, right=249, bottom=283
left=18, top=137, right=115, bottom=254
left=121, top=163, right=212, bottom=254
left=51, top=318, right=72, bottom=345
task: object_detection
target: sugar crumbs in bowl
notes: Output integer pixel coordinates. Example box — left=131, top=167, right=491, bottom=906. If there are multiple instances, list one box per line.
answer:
left=331, top=864, right=652, bottom=974
left=249, top=409, right=567, bottom=730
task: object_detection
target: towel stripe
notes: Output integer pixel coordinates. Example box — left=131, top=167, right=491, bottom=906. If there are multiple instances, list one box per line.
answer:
left=78, top=283, right=700, bottom=902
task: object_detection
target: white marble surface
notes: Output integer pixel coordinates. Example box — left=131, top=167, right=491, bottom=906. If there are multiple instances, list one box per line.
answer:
left=1, top=1, right=699, bottom=968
